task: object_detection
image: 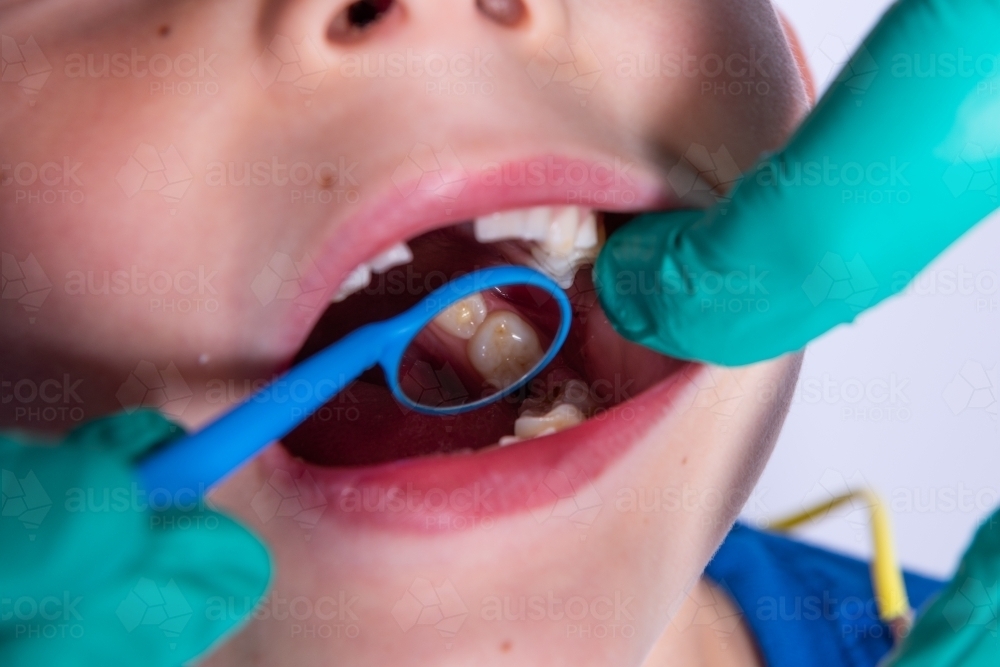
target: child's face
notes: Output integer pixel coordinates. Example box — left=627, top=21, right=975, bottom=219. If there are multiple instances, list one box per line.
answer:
left=2, top=0, right=808, bottom=664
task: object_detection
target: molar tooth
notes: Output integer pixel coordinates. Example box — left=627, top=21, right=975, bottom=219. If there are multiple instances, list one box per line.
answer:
left=369, top=242, right=413, bottom=273
left=467, top=310, right=544, bottom=390
left=433, top=294, right=488, bottom=340
left=331, top=264, right=372, bottom=302
left=514, top=403, right=585, bottom=439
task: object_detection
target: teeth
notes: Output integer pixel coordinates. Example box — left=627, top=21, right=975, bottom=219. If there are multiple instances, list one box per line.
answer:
left=433, top=294, right=487, bottom=340
left=475, top=206, right=603, bottom=289
left=519, top=378, right=595, bottom=417
left=467, top=310, right=544, bottom=390
left=369, top=242, right=413, bottom=273
left=331, top=264, right=372, bottom=302
left=332, top=242, right=412, bottom=302
left=514, top=403, right=586, bottom=439
left=474, top=207, right=550, bottom=243
left=499, top=378, right=594, bottom=446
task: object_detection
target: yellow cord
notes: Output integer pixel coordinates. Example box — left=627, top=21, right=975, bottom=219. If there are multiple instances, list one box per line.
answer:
left=768, top=489, right=913, bottom=641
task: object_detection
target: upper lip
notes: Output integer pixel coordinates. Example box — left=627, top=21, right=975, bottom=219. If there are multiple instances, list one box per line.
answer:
left=279, top=152, right=681, bottom=351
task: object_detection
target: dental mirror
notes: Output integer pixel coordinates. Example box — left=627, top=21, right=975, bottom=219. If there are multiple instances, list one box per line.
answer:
left=138, top=266, right=572, bottom=495
left=393, top=281, right=566, bottom=414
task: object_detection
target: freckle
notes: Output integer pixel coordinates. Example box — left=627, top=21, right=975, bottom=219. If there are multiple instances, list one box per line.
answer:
left=500, top=639, right=512, bottom=653
left=682, top=456, right=688, bottom=465
left=321, top=173, right=334, bottom=189
left=158, top=24, right=171, bottom=38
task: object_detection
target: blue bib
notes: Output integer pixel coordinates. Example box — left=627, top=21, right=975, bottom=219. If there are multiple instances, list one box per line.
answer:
left=705, top=523, right=944, bottom=667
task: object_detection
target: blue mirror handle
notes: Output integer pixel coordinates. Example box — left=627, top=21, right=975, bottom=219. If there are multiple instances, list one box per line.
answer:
left=136, top=266, right=571, bottom=497
left=137, top=320, right=397, bottom=496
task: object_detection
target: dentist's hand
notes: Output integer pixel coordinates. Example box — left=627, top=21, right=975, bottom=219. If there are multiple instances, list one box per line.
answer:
left=0, top=410, right=271, bottom=667
left=595, top=0, right=1000, bottom=366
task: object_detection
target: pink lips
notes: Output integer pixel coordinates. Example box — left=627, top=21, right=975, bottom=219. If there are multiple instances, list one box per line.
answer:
left=262, top=363, right=697, bottom=533
left=274, top=154, right=675, bottom=357
left=257, top=153, right=692, bottom=533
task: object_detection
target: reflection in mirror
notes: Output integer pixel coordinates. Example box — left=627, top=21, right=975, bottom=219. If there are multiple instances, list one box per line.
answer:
left=397, top=284, right=563, bottom=410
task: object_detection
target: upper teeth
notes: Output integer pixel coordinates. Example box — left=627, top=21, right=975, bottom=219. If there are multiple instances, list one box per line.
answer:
left=331, top=241, right=413, bottom=302
left=331, top=205, right=602, bottom=301
left=474, top=206, right=602, bottom=289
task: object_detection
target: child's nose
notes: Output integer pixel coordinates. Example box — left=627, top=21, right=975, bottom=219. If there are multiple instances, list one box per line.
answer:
left=267, top=0, right=570, bottom=55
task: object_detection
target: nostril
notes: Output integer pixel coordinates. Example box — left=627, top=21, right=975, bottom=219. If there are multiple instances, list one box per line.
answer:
left=476, top=0, right=526, bottom=27
left=328, top=0, right=397, bottom=43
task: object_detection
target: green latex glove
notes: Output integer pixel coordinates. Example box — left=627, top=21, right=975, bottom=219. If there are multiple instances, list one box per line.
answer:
left=595, top=0, right=1000, bottom=365
left=883, top=507, right=1000, bottom=666
left=0, top=410, right=271, bottom=666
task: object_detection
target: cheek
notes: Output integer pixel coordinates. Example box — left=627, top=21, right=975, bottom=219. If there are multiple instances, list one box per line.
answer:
left=582, top=0, right=807, bottom=171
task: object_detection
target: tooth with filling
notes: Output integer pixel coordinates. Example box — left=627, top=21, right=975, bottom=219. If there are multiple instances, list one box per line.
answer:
left=514, top=403, right=585, bottom=439
left=467, top=310, right=544, bottom=390
left=433, top=293, right=487, bottom=340
left=331, top=242, right=413, bottom=302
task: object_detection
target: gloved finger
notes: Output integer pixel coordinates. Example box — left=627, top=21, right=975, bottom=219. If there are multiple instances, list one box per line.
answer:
left=0, top=436, right=149, bottom=595
left=596, top=0, right=1000, bottom=366
left=883, top=507, right=1000, bottom=666
left=63, top=409, right=185, bottom=462
left=0, top=509, right=271, bottom=667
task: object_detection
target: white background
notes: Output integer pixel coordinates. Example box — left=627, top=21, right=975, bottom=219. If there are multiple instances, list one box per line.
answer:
left=739, top=0, right=1000, bottom=578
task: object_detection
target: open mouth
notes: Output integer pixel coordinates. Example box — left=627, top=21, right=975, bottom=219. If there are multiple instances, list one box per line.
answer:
left=279, top=203, right=689, bottom=466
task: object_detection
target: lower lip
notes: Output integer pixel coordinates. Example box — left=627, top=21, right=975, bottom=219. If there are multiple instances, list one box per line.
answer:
left=261, top=362, right=698, bottom=533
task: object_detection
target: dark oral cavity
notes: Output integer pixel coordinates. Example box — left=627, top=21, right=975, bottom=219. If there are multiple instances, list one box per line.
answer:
left=280, top=216, right=685, bottom=468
